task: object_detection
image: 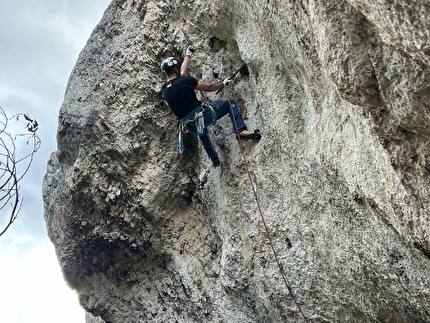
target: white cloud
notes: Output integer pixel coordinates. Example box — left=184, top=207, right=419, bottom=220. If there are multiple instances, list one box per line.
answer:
left=0, top=237, right=85, bottom=323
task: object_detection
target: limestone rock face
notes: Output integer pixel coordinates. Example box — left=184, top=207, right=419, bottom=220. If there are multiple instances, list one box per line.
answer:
left=44, top=0, right=430, bottom=322
left=86, top=312, right=105, bottom=323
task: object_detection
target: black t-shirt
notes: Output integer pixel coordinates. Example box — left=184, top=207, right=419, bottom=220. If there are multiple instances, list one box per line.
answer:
left=162, top=75, right=201, bottom=119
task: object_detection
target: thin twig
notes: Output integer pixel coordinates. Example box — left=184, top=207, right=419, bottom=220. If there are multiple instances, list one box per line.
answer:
left=0, top=106, right=41, bottom=237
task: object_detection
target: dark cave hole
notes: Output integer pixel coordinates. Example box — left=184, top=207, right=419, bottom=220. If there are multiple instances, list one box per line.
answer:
left=285, top=237, right=293, bottom=249
left=208, top=36, right=227, bottom=52
left=413, top=241, right=430, bottom=260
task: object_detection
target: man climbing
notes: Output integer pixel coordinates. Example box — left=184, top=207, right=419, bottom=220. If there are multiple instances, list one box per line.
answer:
left=161, top=46, right=261, bottom=167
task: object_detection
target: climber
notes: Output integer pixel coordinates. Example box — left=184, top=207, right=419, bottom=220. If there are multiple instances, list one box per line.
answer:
left=161, top=46, right=261, bottom=167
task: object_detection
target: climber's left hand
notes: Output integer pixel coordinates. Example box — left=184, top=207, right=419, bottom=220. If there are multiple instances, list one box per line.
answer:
left=223, top=77, right=233, bottom=87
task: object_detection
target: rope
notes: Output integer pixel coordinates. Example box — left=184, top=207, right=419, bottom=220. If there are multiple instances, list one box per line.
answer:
left=226, top=99, right=309, bottom=323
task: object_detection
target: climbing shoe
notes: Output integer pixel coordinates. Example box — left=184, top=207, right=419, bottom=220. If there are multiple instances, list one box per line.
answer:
left=212, top=156, right=221, bottom=168
left=238, top=129, right=262, bottom=141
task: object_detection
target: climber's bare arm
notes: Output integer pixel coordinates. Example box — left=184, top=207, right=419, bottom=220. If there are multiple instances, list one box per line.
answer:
left=180, top=56, right=191, bottom=76
left=196, top=81, right=224, bottom=92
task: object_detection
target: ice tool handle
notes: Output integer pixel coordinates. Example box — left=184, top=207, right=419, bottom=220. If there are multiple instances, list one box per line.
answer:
left=216, top=64, right=249, bottom=94
left=181, top=20, right=195, bottom=53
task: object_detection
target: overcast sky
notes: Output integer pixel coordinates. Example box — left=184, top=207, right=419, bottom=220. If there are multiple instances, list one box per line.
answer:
left=0, top=1, right=111, bottom=322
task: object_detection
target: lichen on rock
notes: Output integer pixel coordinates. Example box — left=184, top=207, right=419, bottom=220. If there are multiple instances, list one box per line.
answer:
left=43, top=0, right=429, bottom=322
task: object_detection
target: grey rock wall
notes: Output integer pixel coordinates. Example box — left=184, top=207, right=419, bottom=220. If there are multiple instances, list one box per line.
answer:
left=44, top=0, right=429, bottom=322
left=86, top=312, right=105, bottom=323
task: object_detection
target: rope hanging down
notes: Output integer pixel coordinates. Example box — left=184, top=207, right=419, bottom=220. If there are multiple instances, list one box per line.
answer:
left=174, top=20, right=308, bottom=319
left=225, top=97, right=309, bottom=323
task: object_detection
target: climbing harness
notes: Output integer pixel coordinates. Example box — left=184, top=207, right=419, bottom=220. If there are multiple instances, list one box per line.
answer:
left=175, top=105, right=218, bottom=153
left=180, top=105, right=217, bottom=132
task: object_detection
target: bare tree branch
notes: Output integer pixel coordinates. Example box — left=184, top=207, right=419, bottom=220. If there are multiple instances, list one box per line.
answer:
left=0, top=106, right=41, bottom=237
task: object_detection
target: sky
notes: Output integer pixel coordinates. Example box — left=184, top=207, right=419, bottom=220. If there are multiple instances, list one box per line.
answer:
left=0, top=1, right=111, bottom=322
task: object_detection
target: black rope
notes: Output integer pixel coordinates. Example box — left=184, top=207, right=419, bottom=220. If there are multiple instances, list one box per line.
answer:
left=226, top=99, right=309, bottom=323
